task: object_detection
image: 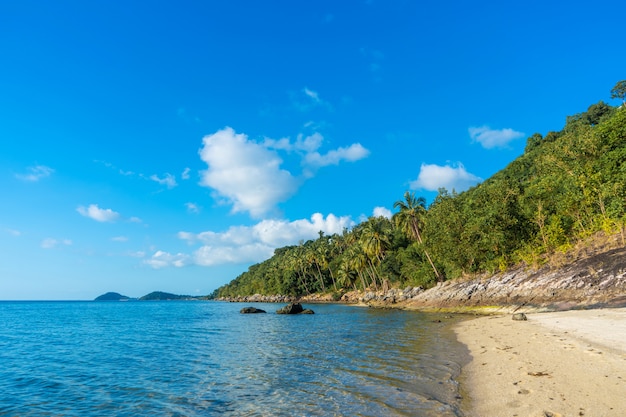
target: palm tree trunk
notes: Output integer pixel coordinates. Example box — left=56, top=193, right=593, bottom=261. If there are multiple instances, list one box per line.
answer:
left=329, top=268, right=338, bottom=291
left=413, top=223, right=442, bottom=281
left=367, top=259, right=379, bottom=290
left=358, top=271, right=367, bottom=291
left=297, top=270, right=311, bottom=295
left=315, top=263, right=326, bottom=292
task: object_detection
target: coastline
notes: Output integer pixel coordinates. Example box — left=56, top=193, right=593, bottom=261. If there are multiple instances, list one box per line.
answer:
left=454, top=308, right=626, bottom=417
left=217, top=244, right=626, bottom=415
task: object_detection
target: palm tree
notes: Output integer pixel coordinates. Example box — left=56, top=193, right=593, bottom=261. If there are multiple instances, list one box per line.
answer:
left=360, top=217, right=393, bottom=288
left=393, top=191, right=442, bottom=282
left=360, top=216, right=392, bottom=262
left=288, top=247, right=311, bottom=294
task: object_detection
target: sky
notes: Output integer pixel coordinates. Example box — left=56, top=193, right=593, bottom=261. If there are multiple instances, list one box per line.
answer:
left=1, top=0, right=625, bottom=300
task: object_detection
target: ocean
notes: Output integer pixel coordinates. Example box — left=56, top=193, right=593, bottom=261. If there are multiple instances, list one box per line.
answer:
left=0, top=301, right=468, bottom=416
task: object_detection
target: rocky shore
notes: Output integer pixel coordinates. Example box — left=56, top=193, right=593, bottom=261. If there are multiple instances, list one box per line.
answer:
left=217, top=243, right=626, bottom=313
left=404, top=244, right=626, bottom=312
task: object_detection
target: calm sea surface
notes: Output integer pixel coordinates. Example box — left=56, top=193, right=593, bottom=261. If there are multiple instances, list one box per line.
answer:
left=0, top=301, right=467, bottom=416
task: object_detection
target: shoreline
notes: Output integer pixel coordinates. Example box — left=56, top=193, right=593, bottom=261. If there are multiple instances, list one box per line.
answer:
left=454, top=307, right=626, bottom=417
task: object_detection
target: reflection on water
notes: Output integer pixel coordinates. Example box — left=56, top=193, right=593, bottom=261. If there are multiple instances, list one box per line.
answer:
left=0, top=301, right=467, bottom=416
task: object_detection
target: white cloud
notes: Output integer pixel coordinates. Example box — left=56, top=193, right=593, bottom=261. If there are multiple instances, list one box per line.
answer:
left=303, top=87, right=320, bottom=103
left=468, top=126, right=525, bottom=149
left=410, top=163, right=482, bottom=192
left=171, top=213, right=356, bottom=268
left=16, top=165, right=54, bottom=182
left=77, top=204, right=121, bottom=222
left=181, top=167, right=191, bottom=180
left=199, top=127, right=300, bottom=218
left=194, top=243, right=275, bottom=267
left=144, top=251, right=191, bottom=269
left=111, top=236, right=128, bottom=242
left=6, top=228, right=21, bottom=237
left=373, top=207, right=392, bottom=219
left=185, top=202, right=201, bottom=213
left=293, top=87, right=332, bottom=111
left=264, top=132, right=324, bottom=154
left=304, top=143, right=370, bottom=168
left=198, top=128, right=370, bottom=216
left=129, top=217, right=142, bottom=223
left=150, top=173, right=177, bottom=189
left=41, top=238, right=72, bottom=249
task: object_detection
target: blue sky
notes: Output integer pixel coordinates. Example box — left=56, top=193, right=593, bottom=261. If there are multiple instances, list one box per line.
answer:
left=1, top=0, right=625, bottom=300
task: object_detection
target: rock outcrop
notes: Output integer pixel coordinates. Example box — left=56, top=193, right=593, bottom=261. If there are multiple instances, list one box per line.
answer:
left=276, top=303, right=314, bottom=314
left=403, top=246, right=626, bottom=311
left=240, top=307, right=267, bottom=314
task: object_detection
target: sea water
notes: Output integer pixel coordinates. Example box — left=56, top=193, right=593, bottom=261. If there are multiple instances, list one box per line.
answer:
left=0, top=301, right=467, bottom=416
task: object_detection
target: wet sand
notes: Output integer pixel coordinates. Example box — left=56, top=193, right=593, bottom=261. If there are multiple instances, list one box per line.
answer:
left=455, top=308, right=626, bottom=417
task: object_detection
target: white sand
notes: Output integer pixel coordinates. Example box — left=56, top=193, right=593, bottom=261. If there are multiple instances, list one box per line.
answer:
left=455, top=308, right=626, bottom=417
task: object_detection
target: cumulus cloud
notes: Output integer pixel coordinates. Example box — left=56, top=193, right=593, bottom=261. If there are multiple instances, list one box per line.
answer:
left=263, top=132, right=369, bottom=169
left=144, top=251, right=191, bottom=269
left=41, top=238, right=72, bottom=249
left=154, top=213, right=355, bottom=269
left=77, top=204, right=121, bottom=222
left=304, top=143, right=370, bottom=168
left=373, top=207, right=392, bottom=219
left=469, top=126, right=525, bottom=149
left=198, top=127, right=370, bottom=216
left=199, top=127, right=301, bottom=218
left=150, top=173, right=177, bottom=189
left=410, top=163, right=482, bottom=192
left=264, top=132, right=324, bottom=153
left=16, top=165, right=54, bottom=182
left=193, top=243, right=275, bottom=267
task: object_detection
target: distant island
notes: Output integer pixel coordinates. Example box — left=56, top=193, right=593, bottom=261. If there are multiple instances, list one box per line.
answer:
left=94, top=292, right=134, bottom=301
left=94, top=291, right=203, bottom=301
left=139, top=291, right=201, bottom=301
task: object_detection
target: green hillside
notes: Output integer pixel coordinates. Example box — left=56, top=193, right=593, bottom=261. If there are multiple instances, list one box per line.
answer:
left=212, top=87, right=626, bottom=299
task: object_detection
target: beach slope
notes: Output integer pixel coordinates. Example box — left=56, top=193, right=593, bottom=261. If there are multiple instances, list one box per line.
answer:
left=455, top=308, right=626, bottom=417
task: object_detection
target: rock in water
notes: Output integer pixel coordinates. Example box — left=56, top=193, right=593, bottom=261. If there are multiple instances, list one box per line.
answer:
left=301, top=309, right=315, bottom=314
left=240, top=307, right=266, bottom=314
left=276, top=303, right=304, bottom=314
left=512, top=312, right=528, bottom=321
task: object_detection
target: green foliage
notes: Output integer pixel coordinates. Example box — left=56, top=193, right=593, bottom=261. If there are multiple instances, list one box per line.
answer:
left=611, top=80, right=626, bottom=105
left=214, top=90, right=626, bottom=299
left=566, top=101, right=614, bottom=128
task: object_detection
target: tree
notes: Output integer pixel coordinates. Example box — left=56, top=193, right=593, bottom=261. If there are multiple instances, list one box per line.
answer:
left=393, top=191, right=442, bottom=281
left=611, top=80, right=626, bottom=106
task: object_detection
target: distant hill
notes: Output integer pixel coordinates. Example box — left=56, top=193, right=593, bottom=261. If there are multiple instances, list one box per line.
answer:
left=139, top=291, right=199, bottom=301
left=94, top=292, right=133, bottom=301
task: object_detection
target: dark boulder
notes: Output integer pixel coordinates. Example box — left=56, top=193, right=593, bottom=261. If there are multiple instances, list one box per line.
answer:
left=512, top=312, right=528, bottom=321
left=301, top=309, right=315, bottom=314
left=240, top=307, right=266, bottom=314
left=276, top=302, right=304, bottom=314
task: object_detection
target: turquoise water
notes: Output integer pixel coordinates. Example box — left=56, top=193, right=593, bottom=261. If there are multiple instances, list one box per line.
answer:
left=0, top=301, right=466, bottom=416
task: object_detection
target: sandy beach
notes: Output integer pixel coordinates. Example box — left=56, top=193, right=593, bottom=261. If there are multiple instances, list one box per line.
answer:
left=455, top=308, right=626, bottom=417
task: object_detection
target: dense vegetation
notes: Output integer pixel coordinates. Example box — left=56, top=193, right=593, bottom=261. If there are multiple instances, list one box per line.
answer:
left=212, top=86, right=626, bottom=299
